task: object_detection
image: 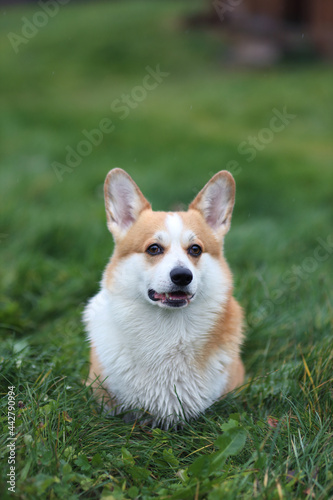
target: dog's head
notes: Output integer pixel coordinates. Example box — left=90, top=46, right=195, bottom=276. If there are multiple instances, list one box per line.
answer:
left=103, top=169, right=235, bottom=309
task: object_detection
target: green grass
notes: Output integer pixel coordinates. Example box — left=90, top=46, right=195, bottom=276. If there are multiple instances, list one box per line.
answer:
left=1, top=1, right=333, bottom=498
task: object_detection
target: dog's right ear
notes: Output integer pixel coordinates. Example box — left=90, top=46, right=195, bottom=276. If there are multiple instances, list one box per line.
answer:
left=104, top=169, right=151, bottom=239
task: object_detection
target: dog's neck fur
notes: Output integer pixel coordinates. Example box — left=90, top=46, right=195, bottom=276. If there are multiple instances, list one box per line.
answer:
left=85, top=278, right=233, bottom=428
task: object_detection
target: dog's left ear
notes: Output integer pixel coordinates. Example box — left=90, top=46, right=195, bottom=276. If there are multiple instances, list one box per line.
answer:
left=189, top=171, right=235, bottom=238
left=104, top=169, right=151, bottom=239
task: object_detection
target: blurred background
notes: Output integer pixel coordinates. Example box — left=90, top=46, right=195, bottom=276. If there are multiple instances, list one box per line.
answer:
left=0, top=0, right=332, bottom=368
left=1, top=4, right=333, bottom=497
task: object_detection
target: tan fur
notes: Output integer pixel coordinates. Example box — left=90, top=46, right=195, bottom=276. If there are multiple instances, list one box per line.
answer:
left=101, top=210, right=244, bottom=399
left=105, top=210, right=167, bottom=288
left=179, top=210, right=222, bottom=258
left=89, top=169, right=245, bottom=417
left=104, top=168, right=151, bottom=236
left=88, top=345, right=115, bottom=407
left=197, top=294, right=244, bottom=391
left=105, top=208, right=225, bottom=287
left=189, top=171, right=236, bottom=237
left=225, top=356, right=245, bottom=393
left=88, top=293, right=245, bottom=406
left=200, top=296, right=244, bottom=365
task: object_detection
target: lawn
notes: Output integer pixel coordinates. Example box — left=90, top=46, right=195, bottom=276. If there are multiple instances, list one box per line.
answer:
left=0, top=0, right=333, bottom=498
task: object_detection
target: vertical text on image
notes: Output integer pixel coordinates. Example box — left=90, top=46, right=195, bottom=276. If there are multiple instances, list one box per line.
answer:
left=7, top=386, right=16, bottom=494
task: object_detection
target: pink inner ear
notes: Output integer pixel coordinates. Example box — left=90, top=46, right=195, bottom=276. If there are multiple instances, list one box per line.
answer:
left=204, top=179, right=233, bottom=230
left=111, top=180, right=136, bottom=229
left=205, top=184, right=225, bottom=229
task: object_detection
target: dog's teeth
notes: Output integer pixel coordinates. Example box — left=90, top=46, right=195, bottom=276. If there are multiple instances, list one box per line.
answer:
left=165, top=293, right=170, bottom=299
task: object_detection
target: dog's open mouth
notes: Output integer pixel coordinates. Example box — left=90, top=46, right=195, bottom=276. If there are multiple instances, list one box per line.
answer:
left=148, top=289, right=193, bottom=308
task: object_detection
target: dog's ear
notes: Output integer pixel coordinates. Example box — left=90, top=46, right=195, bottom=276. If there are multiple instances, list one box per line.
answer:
left=104, top=169, right=151, bottom=238
left=189, top=171, right=235, bottom=238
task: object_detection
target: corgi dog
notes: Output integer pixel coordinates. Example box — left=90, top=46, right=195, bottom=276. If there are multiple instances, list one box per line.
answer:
left=84, top=169, right=244, bottom=429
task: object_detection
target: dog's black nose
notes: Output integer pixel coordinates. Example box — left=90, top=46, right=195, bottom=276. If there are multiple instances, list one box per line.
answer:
left=170, top=267, right=193, bottom=287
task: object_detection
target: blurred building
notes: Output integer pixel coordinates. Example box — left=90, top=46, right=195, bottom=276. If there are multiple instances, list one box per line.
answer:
left=241, top=0, right=333, bottom=57
left=190, top=0, right=333, bottom=65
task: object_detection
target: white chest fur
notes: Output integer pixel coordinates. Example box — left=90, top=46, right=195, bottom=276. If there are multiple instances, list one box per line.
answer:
left=84, top=286, right=232, bottom=428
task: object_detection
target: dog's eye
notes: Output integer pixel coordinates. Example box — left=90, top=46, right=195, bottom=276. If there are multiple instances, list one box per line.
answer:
left=146, top=244, right=164, bottom=256
left=188, top=244, right=202, bottom=257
